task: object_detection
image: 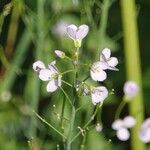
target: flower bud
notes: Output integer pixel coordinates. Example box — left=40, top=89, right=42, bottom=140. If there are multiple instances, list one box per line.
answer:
left=55, top=50, right=65, bottom=58
left=123, top=81, right=139, bottom=100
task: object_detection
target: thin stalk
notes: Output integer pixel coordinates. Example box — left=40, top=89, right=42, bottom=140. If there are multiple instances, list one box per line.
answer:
left=5, top=1, right=20, bottom=59
left=115, top=100, right=126, bottom=119
left=97, top=0, right=112, bottom=54
left=71, top=105, right=100, bottom=143
left=120, top=0, right=145, bottom=150
left=33, top=111, right=67, bottom=139
left=66, top=106, right=76, bottom=150
left=29, top=0, right=45, bottom=138
left=60, top=87, right=72, bottom=106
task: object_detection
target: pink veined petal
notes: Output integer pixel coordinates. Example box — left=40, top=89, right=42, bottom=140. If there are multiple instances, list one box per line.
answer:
left=91, top=86, right=108, bottom=105
left=33, top=60, right=46, bottom=72
left=117, top=128, right=130, bottom=141
left=107, top=57, right=118, bottom=67
left=112, top=119, right=124, bottom=130
left=76, top=24, right=89, bottom=40
left=39, top=69, right=52, bottom=81
left=101, top=48, right=111, bottom=60
left=46, top=79, right=59, bottom=92
left=66, top=24, right=77, bottom=40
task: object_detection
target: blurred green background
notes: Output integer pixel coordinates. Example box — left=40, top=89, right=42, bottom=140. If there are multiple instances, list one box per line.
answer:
left=0, top=0, right=150, bottom=149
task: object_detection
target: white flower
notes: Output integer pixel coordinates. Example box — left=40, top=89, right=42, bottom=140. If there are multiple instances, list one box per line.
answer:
left=123, top=81, right=139, bottom=99
left=117, top=128, right=130, bottom=141
left=139, top=118, right=150, bottom=143
left=90, top=48, right=118, bottom=82
left=112, top=116, right=136, bottom=141
left=99, top=48, right=119, bottom=71
left=33, top=60, right=61, bottom=92
left=66, top=24, right=89, bottom=41
left=90, top=62, right=107, bottom=81
left=55, top=50, right=65, bottom=58
left=91, top=86, right=108, bottom=105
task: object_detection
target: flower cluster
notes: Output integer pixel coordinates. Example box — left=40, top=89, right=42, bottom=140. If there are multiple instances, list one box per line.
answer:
left=139, top=118, right=150, bottom=143
left=32, top=24, right=118, bottom=106
left=112, top=116, right=136, bottom=141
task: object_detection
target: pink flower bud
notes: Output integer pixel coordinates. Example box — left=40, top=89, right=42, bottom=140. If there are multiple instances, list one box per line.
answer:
left=55, top=50, right=65, bottom=58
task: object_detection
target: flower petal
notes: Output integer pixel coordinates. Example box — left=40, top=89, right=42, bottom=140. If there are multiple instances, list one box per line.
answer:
left=100, top=48, right=111, bottom=60
left=112, top=119, right=124, bottom=130
left=76, top=24, right=89, bottom=40
left=117, top=128, right=130, bottom=141
left=33, top=60, right=46, bottom=72
left=107, top=57, right=118, bottom=67
left=46, top=79, right=59, bottom=92
left=91, top=86, right=108, bottom=105
left=123, top=116, right=136, bottom=128
left=90, top=62, right=107, bottom=81
left=39, top=69, right=52, bottom=81
left=66, top=24, right=77, bottom=40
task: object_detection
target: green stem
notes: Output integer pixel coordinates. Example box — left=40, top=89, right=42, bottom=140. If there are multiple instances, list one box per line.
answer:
left=115, top=100, right=126, bottom=119
left=66, top=106, right=76, bottom=150
left=33, top=111, right=67, bottom=139
left=71, top=105, right=100, bottom=143
left=60, top=87, right=72, bottom=106
left=120, top=0, right=145, bottom=150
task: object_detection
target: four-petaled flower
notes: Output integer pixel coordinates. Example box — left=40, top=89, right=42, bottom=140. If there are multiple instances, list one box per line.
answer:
left=90, top=48, right=118, bottom=82
left=66, top=24, right=89, bottom=47
left=91, top=86, right=108, bottom=105
left=139, top=118, right=150, bottom=143
left=112, top=116, right=136, bottom=141
left=99, top=48, right=119, bottom=71
left=33, top=60, right=62, bottom=92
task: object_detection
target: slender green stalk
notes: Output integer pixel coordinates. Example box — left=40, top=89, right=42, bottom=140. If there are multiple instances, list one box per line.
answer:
left=66, top=106, right=76, bottom=150
left=115, top=100, right=126, bottom=119
left=33, top=111, right=67, bottom=139
left=28, top=0, right=45, bottom=138
left=0, top=30, right=31, bottom=93
left=71, top=105, right=100, bottom=143
left=120, top=0, right=145, bottom=150
left=60, top=87, right=72, bottom=106
left=97, top=0, right=112, bottom=54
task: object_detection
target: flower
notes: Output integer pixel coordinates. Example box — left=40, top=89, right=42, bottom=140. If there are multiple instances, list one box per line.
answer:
left=55, top=50, right=65, bottom=58
left=90, top=61, right=107, bottom=81
left=123, top=81, right=139, bottom=100
left=90, top=48, right=118, bottom=82
left=99, top=48, right=119, bottom=71
left=139, top=118, right=150, bottom=143
left=112, top=116, right=136, bottom=141
left=33, top=60, right=62, bottom=92
left=66, top=24, right=89, bottom=41
left=91, top=86, right=108, bottom=105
